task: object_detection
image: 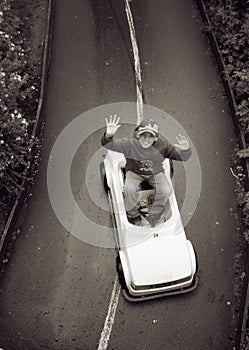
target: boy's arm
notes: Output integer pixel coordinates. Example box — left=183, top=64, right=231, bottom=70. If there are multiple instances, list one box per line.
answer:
left=164, top=136, right=192, bottom=161
left=101, top=114, right=122, bottom=150
left=101, top=132, right=114, bottom=146
left=101, top=131, right=129, bottom=154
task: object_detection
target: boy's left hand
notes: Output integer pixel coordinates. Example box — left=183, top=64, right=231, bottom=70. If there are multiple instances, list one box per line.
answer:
left=174, top=134, right=190, bottom=151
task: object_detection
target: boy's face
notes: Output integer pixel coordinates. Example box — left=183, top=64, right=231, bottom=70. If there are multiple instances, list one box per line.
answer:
left=138, top=132, right=156, bottom=148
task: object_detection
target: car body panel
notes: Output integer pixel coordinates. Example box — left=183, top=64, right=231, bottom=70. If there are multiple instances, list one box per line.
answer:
left=125, top=234, right=193, bottom=286
left=102, top=150, right=197, bottom=301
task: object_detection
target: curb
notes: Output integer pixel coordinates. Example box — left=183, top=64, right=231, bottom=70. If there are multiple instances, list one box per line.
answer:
left=196, top=1, right=249, bottom=349
left=0, top=0, right=55, bottom=258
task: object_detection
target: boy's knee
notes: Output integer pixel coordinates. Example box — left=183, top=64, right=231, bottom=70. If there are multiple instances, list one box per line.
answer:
left=164, top=185, right=172, bottom=198
left=156, top=185, right=172, bottom=199
left=124, top=180, right=140, bottom=194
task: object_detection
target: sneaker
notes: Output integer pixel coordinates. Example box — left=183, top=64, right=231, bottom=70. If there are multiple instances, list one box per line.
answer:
left=139, top=207, right=149, bottom=214
left=128, top=215, right=141, bottom=226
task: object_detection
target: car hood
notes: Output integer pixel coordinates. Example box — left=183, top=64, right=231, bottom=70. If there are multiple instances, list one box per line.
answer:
left=125, top=233, right=192, bottom=286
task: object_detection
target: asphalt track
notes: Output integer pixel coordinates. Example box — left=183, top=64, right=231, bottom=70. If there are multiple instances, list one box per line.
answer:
left=0, top=1, right=241, bottom=349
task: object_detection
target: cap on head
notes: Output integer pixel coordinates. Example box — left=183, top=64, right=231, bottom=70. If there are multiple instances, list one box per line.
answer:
left=135, top=119, right=159, bottom=137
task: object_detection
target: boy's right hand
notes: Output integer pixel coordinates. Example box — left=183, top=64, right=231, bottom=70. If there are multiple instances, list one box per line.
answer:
left=105, top=114, right=121, bottom=138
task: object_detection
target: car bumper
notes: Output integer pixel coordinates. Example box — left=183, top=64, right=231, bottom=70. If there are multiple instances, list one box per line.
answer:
left=123, top=276, right=198, bottom=302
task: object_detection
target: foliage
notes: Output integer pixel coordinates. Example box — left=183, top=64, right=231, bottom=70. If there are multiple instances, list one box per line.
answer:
left=204, top=0, right=249, bottom=132
left=0, top=0, right=40, bottom=199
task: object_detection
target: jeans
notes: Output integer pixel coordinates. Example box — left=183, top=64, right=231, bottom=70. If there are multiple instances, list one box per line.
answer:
left=124, top=170, right=172, bottom=218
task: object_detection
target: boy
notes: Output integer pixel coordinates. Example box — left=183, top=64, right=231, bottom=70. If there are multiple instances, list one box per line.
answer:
left=101, top=114, right=191, bottom=224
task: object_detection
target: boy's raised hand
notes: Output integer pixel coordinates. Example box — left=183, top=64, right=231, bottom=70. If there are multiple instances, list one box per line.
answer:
left=105, top=114, right=121, bottom=138
left=174, top=134, right=190, bottom=151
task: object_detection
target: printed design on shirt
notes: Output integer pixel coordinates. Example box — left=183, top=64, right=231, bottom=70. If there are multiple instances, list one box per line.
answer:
left=138, top=159, right=154, bottom=172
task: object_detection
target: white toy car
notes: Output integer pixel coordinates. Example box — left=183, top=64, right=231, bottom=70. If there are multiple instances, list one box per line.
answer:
left=100, top=150, right=198, bottom=301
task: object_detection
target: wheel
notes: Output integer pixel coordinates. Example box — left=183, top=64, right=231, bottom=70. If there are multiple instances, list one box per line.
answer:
left=100, top=162, right=109, bottom=192
left=194, top=247, right=198, bottom=273
left=169, top=159, right=174, bottom=178
left=116, top=255, right=126, bottom=289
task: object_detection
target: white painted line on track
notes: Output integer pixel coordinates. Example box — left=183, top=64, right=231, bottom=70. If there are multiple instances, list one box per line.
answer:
left=124, top=0, right=144, bottom=125
left=97, top=4, right=143, bottom=349
left=97, top=275, right=121, bottom=350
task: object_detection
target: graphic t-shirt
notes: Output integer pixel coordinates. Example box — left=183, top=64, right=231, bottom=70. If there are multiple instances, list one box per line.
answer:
left=101, top=134, right=191, bottom=175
